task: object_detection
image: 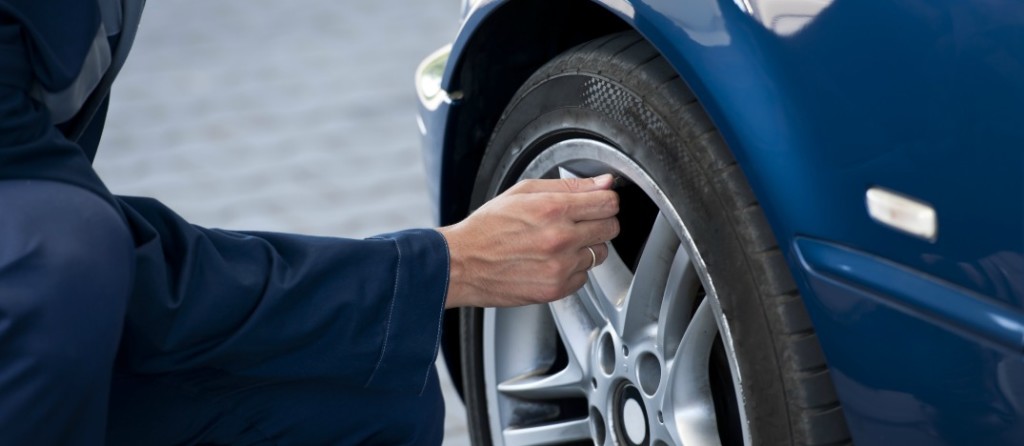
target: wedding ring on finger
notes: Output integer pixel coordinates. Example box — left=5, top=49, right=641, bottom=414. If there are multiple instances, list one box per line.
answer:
left=586, top=246, right=597, bottom=270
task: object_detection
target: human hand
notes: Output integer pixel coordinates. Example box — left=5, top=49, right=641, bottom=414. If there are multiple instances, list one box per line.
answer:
left=438, top=174, right=620, bottom=308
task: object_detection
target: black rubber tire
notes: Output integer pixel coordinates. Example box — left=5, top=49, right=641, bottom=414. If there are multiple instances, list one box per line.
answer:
left=461, top=31, right=851, bottom=445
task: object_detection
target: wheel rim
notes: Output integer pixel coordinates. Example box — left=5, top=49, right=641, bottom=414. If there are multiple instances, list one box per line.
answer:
left=482, top=139, right=752, bottom=446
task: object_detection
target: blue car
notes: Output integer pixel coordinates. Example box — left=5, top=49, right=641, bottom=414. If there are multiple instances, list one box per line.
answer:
left=415, top=1, right=1024, bottom=444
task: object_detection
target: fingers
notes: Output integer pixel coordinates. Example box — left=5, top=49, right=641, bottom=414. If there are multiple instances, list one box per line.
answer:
left=507, top=189, right=617, bottom=225
left=508, top=174, right=614, bottom=195
left=573, top=217, right=620, bottom=248
left=562, top=190, right=619, bottom=222
left=577, top=242, right=609, bottom=272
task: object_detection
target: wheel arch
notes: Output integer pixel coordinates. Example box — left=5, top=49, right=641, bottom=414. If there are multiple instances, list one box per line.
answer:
left=436, top=0, right=631, bottom=226
left=437, top=0, right=807, bottom=228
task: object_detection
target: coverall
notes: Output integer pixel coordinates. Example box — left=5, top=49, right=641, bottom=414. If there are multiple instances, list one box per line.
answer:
left=0, top=0, right=448, bottom=444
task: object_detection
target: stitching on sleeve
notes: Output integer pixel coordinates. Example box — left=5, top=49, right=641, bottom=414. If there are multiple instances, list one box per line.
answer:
left=422, top=230, right=451, bottom=393
left=366, top=238, right=401, bottom=386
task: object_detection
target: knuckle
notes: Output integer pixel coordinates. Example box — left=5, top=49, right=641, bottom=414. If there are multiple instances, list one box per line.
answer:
left=540, top=228, right=570, bottom=253
left=535, top=200, right=565, bottom=221
left=560, top=178, right=581, bottom=192
left=538, top=230, right=558, bottom=253
left=542, top=258, right=564, bottom=274
left=550, top=201, right=570, bottom=220
left=536, top=202, right=561, bottom=219
left=607, top=191, right=621, bottom=213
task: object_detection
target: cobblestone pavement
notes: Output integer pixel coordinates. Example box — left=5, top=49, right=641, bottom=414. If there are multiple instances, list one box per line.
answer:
left=93, top=0, right=470, bottom=444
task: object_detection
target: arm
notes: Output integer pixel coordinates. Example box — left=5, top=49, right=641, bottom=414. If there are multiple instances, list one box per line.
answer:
left=116, top=197, right=448, bottom=392
left=116, top=175, right=619, bottom=391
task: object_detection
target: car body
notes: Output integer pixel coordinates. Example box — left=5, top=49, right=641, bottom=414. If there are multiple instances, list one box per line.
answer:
left=416, top=0, right=1024, bottom=444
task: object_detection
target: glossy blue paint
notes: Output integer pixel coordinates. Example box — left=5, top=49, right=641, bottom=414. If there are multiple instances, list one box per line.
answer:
left=796, top=237, right=1024, bottom=352
left=416, top=98, right=450, bottom=224
left=419, top=0, right=1024, bottom=442
left=636, top=0, right=1024, bottom=307
left=795, top=238, right=1024, bottom=445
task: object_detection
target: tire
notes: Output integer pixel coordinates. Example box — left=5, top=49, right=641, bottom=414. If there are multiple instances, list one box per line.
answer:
left=461, top=31, right=850, bottom=446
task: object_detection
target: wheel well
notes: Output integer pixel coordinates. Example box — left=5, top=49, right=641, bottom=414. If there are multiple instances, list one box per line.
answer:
left=440, top=0, right=634, bottom=399
left=440, top=0, right=631, bottom=225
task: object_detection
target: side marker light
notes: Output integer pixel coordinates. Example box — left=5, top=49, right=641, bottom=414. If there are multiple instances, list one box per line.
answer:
left=866, top=187, right=937, bottom=241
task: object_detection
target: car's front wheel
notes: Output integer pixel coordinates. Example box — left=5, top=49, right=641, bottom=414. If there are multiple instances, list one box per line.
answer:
left=461, top=31, right=850, bottom=446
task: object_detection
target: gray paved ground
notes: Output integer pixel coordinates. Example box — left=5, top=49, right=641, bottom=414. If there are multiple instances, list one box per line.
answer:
left=92, top=0, right=470, bottom=443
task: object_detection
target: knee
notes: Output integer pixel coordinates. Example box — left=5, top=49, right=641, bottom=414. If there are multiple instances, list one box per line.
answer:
left=373, top=368, right=446, bottom=445
left=0, top=180, right=133, bottom=375
left=220, top=369, right=446, bottom=445
left=285, top=372, right=445, bottom=445
left=0, top=180, right=133, bottom=283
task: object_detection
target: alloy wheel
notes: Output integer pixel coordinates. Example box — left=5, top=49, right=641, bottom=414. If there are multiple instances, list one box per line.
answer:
left=482, top=138, right=751, bottom=446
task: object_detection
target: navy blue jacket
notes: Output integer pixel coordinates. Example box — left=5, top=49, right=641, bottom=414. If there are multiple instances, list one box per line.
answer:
left=0, top=1, right=449, bottom=392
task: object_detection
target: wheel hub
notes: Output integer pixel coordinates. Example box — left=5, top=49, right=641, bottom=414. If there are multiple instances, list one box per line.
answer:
left=617, top=385, right=650, bottom=446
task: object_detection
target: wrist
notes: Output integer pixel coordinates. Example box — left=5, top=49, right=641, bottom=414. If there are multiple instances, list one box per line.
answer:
left=438, top=224, right=474, bottom=308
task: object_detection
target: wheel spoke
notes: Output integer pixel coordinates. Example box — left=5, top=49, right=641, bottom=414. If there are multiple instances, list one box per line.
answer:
left=574, top=278, right=613, bottom=329
left=619, top=212, right=680, bottom=340
left=657, top=245, right=700, bottom=359
left=556, top=166, right=580, bottom=180
left=586, top=247, right=631, bottom=321
left=559, top=166, right=630, bottom=324
left=549, top=293, right=599, bottom=372
left=497, top=358, right=585, bottom=399
left=503, top=418, right=592, bottom=446
left=666, top=297, right=722, bottom=446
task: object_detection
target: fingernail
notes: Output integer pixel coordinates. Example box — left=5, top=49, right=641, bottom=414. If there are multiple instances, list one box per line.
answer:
left=593, top=174, right=613, bottom=187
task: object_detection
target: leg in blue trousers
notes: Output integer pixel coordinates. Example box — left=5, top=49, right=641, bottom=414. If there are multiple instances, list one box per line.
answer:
left=107, top=366, right=446, bottom=445
left=0, top=180, right=135, bottom=445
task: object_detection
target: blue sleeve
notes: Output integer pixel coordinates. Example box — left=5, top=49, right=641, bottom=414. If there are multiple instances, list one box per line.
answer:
left=117, top=197, right=450, bottom=393
left=0, top=17, right=112, bottom=202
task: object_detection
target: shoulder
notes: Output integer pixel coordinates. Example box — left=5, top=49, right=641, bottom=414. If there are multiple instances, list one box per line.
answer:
left=0, top=0, right=101, bottom=91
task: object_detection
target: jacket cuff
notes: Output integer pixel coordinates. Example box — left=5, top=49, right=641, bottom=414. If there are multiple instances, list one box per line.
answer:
left=363, top=228, right=449, bottom=393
